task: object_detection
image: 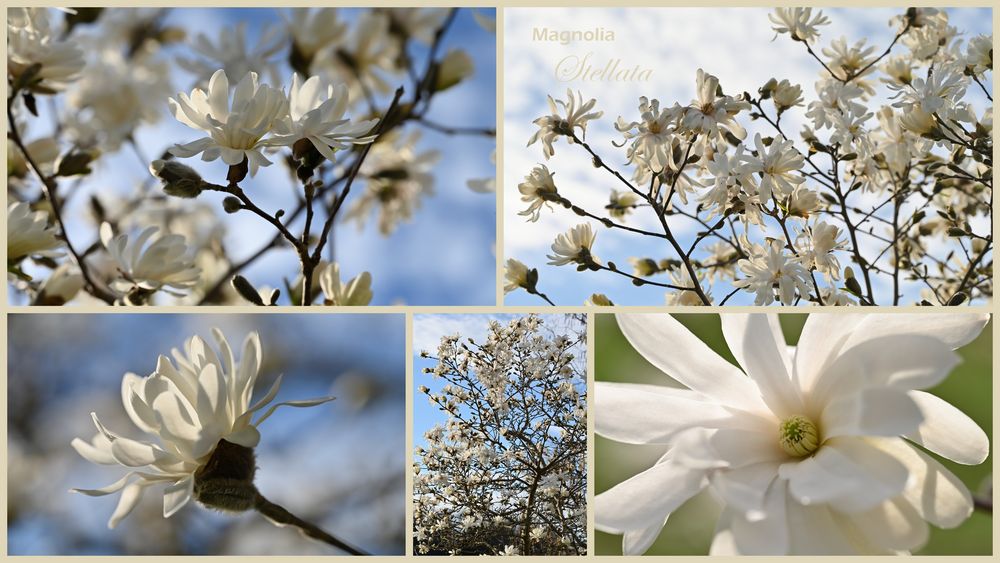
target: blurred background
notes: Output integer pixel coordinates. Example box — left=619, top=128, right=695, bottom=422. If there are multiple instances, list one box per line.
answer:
left=7, top=313, right=405, bottom=555
left=10, top=7, right=496, bottom=306
left=595, top=313, right=992, bottom=555
left=504, top=7, right=992, bottom=305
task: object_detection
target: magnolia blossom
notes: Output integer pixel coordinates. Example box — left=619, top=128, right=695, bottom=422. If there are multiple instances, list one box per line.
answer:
left=271, top=74, right=378, bottom=161
left=547, top=224, right=598, bottom=267
left=798, top=222, right=846, bottom=279
left=345, top=130, right=440, bottom=235
left=734, top=240, right=812, bottom=306
left=607, top=190, right=639, bottom=220
left=177, top=23, right=283, bottom=85
left=71, top=328, right=336, bottom=527
left=528, top=89, right=603, bottom=158
left=318, top=11, right=399, bottom=98
left=504, top=259, right=531, bottom=294
left=666, top=267, right=709, bottom=306
left=169, top=70, right=287, bottom=177
left=743, top=134, right=805, bottom=203
left=518, top=165, right=559, bottom=222
left=597, top=313, right=989, bottom=555
left=770, top=79, right=804, bottom=111
left=615, top=97, right=678, bottom=171
left=7, top=12, right=85, bottom=92
left=681, top=69, right=749, bottom=141
left=100, top=223, right=201, bottom=296
left=7, top=202, right=64, bottom=261
left=768, top=7, right=830, bottom=43
left=284, top=8, right=347, bottom=64
left=318, top=262, right=373, bottom=306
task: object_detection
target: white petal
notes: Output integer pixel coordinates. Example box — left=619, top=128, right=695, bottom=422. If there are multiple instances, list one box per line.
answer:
left=812, top=335, right=959, bottom=405
left=674, top=427, right=785, bottom=470
left=595, top=458, right=706, bottom=534
left=712, top=461, right=780, bottom=519
left=904, top=390, right=989, bottom=465
left=721, top=314, right=803, bottom=417
left=822, top=387, right=923, bottom=439
left=163, top=477, right=193, bottom=518
left=110, top=437, right=173, bottom=468
left=595, top=382, right=739, bottom=444
left=108, top=481, right=146, bottom=529
left=870, top=437, right=974, bottom=528
left=615, top=314, right=765, bottom=412
left=710, top=479, right=788, bottom=555
left=785, top=501, right=863, bottom=554
left=71, top=433, right=117, bottom=465
left=72, top=473, right=134, bottom=496
left=252, top=395, right=336, bottom=427
left=850, top=497, right=929, bottom=552
left=845, top=314, right=989, bottom=352
left=622, top=519, right=666, bottom=555
left=226, top=425, right=261, bottom=448
left=781, top=437, right=908, bottom=513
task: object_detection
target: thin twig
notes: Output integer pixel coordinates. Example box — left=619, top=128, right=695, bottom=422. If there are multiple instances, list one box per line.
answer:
left=254, top=492, right=368, bottom=555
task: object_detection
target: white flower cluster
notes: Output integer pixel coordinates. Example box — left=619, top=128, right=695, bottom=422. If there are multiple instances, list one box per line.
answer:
left=414, top=315, right=586, bottom=555
left=509, top=8, right=992, bottom=306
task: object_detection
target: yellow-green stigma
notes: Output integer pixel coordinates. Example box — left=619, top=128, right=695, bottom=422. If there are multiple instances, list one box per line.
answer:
left=778, top=415, right=820, bottom=457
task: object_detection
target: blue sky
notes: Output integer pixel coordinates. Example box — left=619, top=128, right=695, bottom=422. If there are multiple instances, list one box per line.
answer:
left=503, top=8, right=992, bottom=306
left=13, top=8, right=496, bottom=306
left=7, top=313, right=405, bottom=555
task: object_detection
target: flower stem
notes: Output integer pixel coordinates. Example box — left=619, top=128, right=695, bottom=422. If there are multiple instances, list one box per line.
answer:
left=254, top=492, right=369, bottom=555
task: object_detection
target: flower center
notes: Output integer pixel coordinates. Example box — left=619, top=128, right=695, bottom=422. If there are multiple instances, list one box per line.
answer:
left=778, top=415, right=820, bottom=457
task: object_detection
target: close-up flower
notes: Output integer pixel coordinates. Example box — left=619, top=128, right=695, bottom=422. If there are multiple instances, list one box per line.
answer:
left=270, top=74, right=378, bottom=162
left=528, top=89, right=603, bottom=159
left=734, top=240, right=812, bottom=306
left=168, top=70, right=287, bottom=177
left=7, top=202, right=65, bottom=263
left=768, top=7, right=830, bottom=43
left=547, top=223, right=598, bottom=267
left=71, top=328, right=336, bottom=528
left=517, top=164, right=560, bottom=222
left=318, top=262, right=373, bottom=306
left=7, top=10, right=85, bottom=93
left=99, top=223, right=201, bottom=297
left=596, top=313, right=991, bottom=555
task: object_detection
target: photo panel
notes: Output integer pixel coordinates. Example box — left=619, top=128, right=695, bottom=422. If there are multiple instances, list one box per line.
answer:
left=503, top=7, right=992, bottom=306
left=8, top=7, right=497, bottom=306
left=412, top=313, right=587, bottom=555
left=593, top=312, right=992, bottom=555
left=7, top=313, right=405, bottom=555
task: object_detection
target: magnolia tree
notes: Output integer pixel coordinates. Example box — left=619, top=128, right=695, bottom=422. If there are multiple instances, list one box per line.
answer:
left=506, top=8, right=992, bottom=306
left=414, top=315, right=586, bottom=556
left=7, top=7, right=495, bottom=306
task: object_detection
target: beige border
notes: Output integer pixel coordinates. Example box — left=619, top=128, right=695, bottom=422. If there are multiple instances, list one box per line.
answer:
left=2, top=2, right=998, bottom=561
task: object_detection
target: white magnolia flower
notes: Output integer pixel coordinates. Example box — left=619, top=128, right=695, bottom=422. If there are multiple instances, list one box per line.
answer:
left=318, top=262, right=373, bottom=306
left=504, top=258, right=531, bottom=294
left=381, top=8, right=450, bottom=44
left=71, top=328, right=336, bottom=527
left=66, top=50, right=172, bottom=151
left=100, top=222, right=201, bottom=296
left=769, top=7, right=830, bottom=43
left=518, top=164, right=559, bottom=222
left=547, top=223, right=598, bottom=267
left=770, top=79, right=804, bottom=111
left=7, top=202, right=64, bottom=261
left=798, top=222, right=846, bottom=279
left=271, top=74, right=378, bottom=161
left=734, top=240, right=812, bottom=306
left=37, top=263, right=83, bottom=304
left=345, top=130, right=440, bottom=235
left=743, top=133, right=805, bottom=203
left=318, top=11, right=399, bottom=98
left=284, top=8, right=347, bottom=63
left=822, top=37, right=877, bottom=81
left=596, top=313, right=989, bottom=555
left=964, top=35, right=993, bottom=74
left=681, top=69, right=749, bottom=142
left=665, top=267, right=709, bottom=306
left=7, top=13, right=85, bottom=92
left=528, top=89, right=603, bottom=159
left=169, top=70, right=287, bottom=177
left=615, top=97, right=678, bottom=171
left=607, top=189, right=640, bottom=220
left=177, top=23, right=284, bottom=86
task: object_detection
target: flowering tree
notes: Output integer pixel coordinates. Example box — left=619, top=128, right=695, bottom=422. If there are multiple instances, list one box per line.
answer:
left=414, top=315, right=586, bottom=555
left=596, top=313, right=991, bottom=555
left=506, top=8, right=992, bottom=306
left=7, top=7, right=495, bottom=306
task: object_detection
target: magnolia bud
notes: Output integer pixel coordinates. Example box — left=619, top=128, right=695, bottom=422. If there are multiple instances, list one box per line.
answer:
left=434, top=49, right=474, bottom=92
